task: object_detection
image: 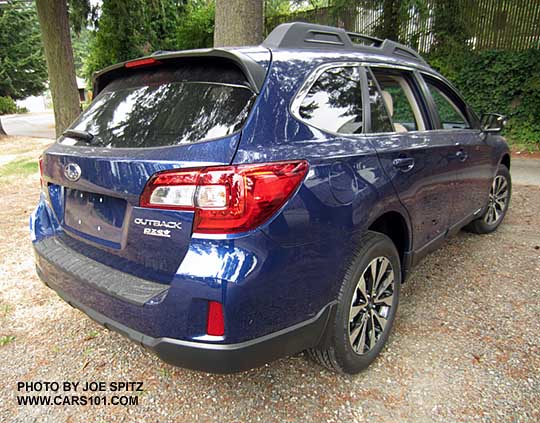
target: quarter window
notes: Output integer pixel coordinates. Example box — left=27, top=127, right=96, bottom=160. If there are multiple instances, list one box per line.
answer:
left=298, top=66, right=364, bottom=134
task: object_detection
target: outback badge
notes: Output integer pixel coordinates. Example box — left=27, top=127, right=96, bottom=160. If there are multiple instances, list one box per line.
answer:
left=133, top=217, right=182, bottom=238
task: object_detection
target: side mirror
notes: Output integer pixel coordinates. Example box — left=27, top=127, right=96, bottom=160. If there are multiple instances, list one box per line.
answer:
left=481, top=113, right=507, bottom=133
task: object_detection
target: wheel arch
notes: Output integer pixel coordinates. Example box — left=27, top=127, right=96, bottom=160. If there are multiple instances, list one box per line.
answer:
left=366, top=209, right=412, bottom=282
left=500, top=153, right=511, bottom=170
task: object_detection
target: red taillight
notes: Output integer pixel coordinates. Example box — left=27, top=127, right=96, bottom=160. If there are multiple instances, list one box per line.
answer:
left=125, top=58, right=161, bottom=69
left=206, top=301, right=225, bottom=336
left=140, top=161, right=309, bottom=234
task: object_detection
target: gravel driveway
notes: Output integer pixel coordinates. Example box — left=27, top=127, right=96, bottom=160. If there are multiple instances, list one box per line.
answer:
left=1, top=136, right=539, bottom=423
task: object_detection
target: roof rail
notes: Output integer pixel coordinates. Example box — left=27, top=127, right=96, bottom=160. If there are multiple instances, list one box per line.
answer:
left=263, top=22, right=427, bottom=65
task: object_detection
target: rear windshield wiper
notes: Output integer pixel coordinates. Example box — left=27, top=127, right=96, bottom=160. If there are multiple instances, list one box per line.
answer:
left=63, top=129, right=95, bottom=144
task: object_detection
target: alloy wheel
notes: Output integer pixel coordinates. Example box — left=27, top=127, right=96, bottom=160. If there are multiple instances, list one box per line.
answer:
left=484, top=175, right=509, bottom=225
left=348, top=257, right=395, bottom=355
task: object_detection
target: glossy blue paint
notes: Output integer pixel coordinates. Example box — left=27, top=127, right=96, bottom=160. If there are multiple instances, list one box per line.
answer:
left=30, top=43, right=509, bottom=353
left=369, top=132, right=459, bottom=250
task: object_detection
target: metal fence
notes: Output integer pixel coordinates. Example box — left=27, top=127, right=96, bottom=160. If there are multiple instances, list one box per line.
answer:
left=266, top=0, right=540, bottom=52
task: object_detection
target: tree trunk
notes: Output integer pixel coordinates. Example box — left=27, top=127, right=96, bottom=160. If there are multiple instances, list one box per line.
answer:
left=35, top=0, right=80, bottom=138
left=381, top=0, right=401, bottom=41
left=214, top=0, right=264, bottom=47
left=0, top=119, right=6, bottom=136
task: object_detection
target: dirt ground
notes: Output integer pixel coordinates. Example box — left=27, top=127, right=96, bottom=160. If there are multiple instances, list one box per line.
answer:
left=1, top=136, right=539, bottom=423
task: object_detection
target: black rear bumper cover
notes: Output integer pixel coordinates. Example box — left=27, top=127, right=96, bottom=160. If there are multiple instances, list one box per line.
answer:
left=36, top=266, right=336, bottom=373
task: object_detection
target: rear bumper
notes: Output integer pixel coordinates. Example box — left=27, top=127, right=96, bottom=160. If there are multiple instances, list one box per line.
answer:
left=31, top=196, right=341, bottom=371
left=34, top=237, right=168, bottom=306
left=36, top=265, right=335, bottom=373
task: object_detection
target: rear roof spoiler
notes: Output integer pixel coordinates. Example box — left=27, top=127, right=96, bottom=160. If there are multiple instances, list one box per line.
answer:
left=92, top=48, right=268, bottom=95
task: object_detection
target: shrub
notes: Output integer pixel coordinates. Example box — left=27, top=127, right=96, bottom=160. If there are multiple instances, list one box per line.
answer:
left=175, top=0, right=215, bottom=50
left=428, top=49, right=540, bottom=147
left=0, top=96, right=17, bottom=115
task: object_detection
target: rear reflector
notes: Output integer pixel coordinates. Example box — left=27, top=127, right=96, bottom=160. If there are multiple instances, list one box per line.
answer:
left=125, top=58, right=161, bottom=69
left=140, top=161, right=309, bottom=234
left=207, top=301, right=225, bottom=336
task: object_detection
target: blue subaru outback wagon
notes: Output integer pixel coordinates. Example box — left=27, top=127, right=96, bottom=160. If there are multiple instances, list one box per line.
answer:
left=31, top=23, right=511, bottom=374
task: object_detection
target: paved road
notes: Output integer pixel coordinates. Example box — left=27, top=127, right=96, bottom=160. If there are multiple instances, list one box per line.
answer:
left=1, top=111, right=56, bottom=139
left=511, top=158, right=540, bottom=186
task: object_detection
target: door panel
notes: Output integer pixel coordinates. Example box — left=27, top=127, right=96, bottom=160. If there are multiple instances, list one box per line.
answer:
left=371, top=133, right=456, bottom=251
left=454, top=131, right=494, bottom=217
left=368, top=67, right=458, bottom=252
left=421, top=76, right=494, bottom=224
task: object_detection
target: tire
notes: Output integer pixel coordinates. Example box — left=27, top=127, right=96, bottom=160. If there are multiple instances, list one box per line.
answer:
left=465, top=164, right=511, bottom=234
left=307, top=231, right=401, bottom=375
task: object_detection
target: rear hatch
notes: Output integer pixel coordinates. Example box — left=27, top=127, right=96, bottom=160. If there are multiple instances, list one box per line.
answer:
left=41, top=50, right=270, bottom=283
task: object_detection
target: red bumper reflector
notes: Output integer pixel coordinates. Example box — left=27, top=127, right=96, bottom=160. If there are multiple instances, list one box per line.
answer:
left=207, top=301, right=225, bottom=336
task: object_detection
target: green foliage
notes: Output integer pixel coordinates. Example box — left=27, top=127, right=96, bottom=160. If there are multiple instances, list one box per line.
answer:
left=83, top=0, right=317, bottom=80
left=69, top=0, right=97, bottom=35
left=146, top=0, right=189, bottom=51
left=0, top=158, right=38, bottom=178
left=0, top=303, right=12, bottom=317
left=72, top=27, right=93, bottom=77
left=428, top=49, right=540, bottom=146
left=266, top=0, right=292, bottom=18
left=0, top=2, right=48, bottom=100
left=0, top=96, right=27, bottom=115
left=0, top=335, right=16, bottom=347
left=175, top=0, right=215, bottom=50
left=85, top=330, right=100, bottom=340
left=431, top=0, right=470, bottom=53
left=159, top=367, right=171, bottom=378
left=68, top=0, right=100, bottom=79
left=385, top=86, right=416, bottom=125
left=0, top=97, right=17, bottom=115
left=83, top=0, right=216, bottom=81
left=83, top=0, right=150, bottom=80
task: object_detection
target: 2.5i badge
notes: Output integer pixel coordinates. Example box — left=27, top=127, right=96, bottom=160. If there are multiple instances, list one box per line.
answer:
left=133, top=218, right=182, bottom=238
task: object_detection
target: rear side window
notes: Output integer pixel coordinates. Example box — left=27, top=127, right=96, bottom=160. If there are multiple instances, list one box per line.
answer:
left=61, top=62, right=256, bottom=148
left=370, top=68, right=426, bottom=132
left=366, top=71, right=393, bottom=133
left=298, top=66, right=364, bottom=134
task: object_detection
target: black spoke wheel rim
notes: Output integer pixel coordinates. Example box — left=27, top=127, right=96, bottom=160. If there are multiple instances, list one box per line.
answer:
left=484, top=175, right=509, bottom=225
left=348, top=256, right=395, bottom=355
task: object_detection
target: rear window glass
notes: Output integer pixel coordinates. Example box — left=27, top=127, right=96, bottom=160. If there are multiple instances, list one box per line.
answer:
left=61, top=63, right=256, bottom=148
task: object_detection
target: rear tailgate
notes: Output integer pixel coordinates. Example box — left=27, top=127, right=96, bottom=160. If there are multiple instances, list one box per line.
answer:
left=40, top=50, right=270, bottom=283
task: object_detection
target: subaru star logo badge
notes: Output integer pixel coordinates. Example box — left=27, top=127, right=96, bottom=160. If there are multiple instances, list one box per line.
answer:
left=64, top=163, right=81, bottom=182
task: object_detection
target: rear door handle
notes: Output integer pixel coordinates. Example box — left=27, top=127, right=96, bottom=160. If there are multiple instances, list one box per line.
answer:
left=456, top=149, right=469, bottom=162
left=392, top=157, right=415, bottom=172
